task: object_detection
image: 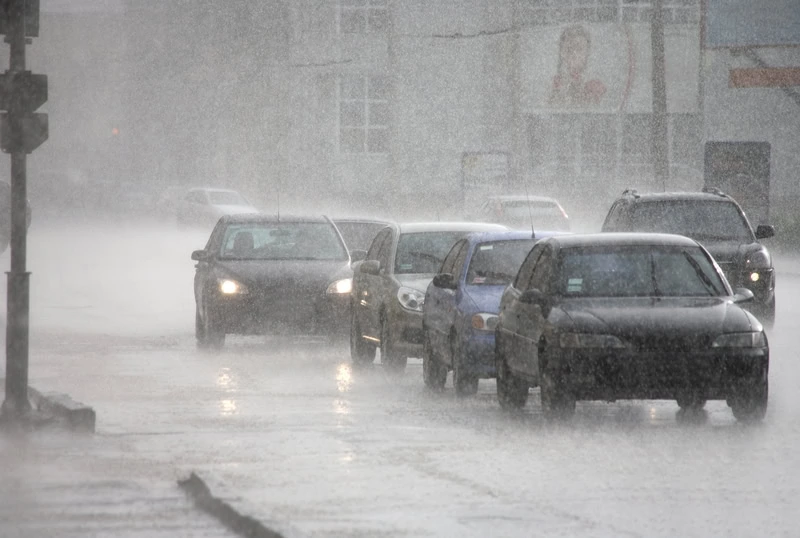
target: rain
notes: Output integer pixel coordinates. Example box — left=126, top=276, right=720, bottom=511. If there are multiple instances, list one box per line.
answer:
left=2, top=0, right=800, bottom=536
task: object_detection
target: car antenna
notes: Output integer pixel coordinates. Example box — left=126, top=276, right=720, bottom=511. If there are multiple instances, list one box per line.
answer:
left=522, top=180, right=535, bottom=239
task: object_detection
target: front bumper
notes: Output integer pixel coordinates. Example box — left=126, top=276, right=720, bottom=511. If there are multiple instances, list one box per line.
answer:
left=212, top=292, right=350, bottom=336
left=546, top=348, right=768, bottom=401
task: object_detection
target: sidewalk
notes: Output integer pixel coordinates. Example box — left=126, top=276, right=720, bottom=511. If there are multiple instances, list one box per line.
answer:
left=0, top=388, right=234, bottom=538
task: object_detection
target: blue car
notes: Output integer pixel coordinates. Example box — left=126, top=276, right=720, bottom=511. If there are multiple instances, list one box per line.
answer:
left=422, top=230, right=564, bottom=395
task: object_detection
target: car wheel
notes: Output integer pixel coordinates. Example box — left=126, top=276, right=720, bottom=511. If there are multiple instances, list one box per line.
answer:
left=350, top=307, right=376, bottom=366
left=730, top=377, right=768, bottom=423
left=202, top=303, right=225, bottom=350
left=495, top=334, right=528, bottom=410
left=195, top=306, right=207, bottom=347
left=539, top=356, right=575, bottom=420
left=380, top=315, right=407, bottom=373
left=676, top=392, right=707, bottom=411
left=451, top=333, right=478, bottom=397
left=422, top=332, right=447, bottom=391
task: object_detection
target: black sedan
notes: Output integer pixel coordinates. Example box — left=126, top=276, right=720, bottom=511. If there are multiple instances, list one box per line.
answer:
left=192, top=214, right=354, bottom=348
left=495, top=233, right=769, bottom=421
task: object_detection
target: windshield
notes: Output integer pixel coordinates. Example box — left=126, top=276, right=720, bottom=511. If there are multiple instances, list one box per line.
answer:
left=208, top=191, right=248, bottom=205
left=334, top=221, right=387, bottom=252
left=466, top=239, right=537, bottom=285
left=394, top=232, right=466, bottom=274
left=219, top=222, right=347, bottom=261
left=630, top=200, right=753, bottom=241
left=558, top=245, right=727, bottom=298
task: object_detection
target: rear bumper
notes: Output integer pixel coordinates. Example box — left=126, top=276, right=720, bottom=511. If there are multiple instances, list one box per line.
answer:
left=547, top=348, right=768, bottom=401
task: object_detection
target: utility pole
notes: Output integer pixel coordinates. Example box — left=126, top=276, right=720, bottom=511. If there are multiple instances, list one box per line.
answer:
left=651, top=0, right=669, bottom=190
left=0, top=0, right=48, bottom=424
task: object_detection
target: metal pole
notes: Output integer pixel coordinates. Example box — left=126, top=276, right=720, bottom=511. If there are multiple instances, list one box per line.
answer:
left=651, top=0, right=670, bottom=190
left=1, top=0, right=31, bottom=421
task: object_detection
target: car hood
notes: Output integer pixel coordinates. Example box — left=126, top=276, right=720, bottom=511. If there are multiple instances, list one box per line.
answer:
left=214, top=259, right=352, bottom=288
left=697, top=239, right=762, bottom=265
left=396, top=274, right=435, bottom=293
left=463, top=285, right=506, bottom=313
left=559, top=296, right=757, bottom=338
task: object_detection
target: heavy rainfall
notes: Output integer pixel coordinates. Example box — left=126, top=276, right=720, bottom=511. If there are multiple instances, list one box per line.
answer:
left=1, top=1, right=800, bottom=537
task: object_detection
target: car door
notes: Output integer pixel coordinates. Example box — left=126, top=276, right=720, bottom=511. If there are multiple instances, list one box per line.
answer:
left=426, top=239, right=468, bottom=359
left=500, top=243, right=546, bottom=375
left=512, top=246, right=555, bottom=377
left=354, top=228, right=391, bottom=341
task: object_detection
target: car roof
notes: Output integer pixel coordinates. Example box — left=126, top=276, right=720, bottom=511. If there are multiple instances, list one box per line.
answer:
left=542, top=232, right=700, bottom=249
left=620, top=191, right=734, bottom=203
left=190, top=187, right=242, bottom=194
left=463, top=230, right=568, bottom=243
left=397, top=221, right=509, bottom=234
left=220, top=213, right=332, bottom=224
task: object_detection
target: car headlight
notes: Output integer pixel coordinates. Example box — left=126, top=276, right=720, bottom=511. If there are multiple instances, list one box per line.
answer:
left=712, top=332, right=766, bottom=348
left=471, top=313, right=498, bottom=331
left=746, top=249, right=771, bottom=269
left=397, top=287, right=425, bottom=312
left=559, top=333, right=626, bottom=349
left=326, top=278, right=353, bottom=295
left=218, top=278, right=248, bottom=295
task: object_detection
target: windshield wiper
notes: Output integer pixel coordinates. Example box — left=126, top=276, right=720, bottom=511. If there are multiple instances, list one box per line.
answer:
left=682, top=251, right=719, bottom=296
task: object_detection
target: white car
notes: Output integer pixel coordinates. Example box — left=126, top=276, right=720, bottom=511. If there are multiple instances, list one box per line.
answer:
left=175, top=187, right=258, bottom=229
left=473, top=195, right=571, bottom=232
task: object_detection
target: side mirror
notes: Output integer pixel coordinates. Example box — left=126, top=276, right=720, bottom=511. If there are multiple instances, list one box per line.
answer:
left=733, top=287, right=755, bottom=304
left=519, top=288, right=546, bottom=305
left=191, top=249, right=209, bottom=261
left=432, top=273, right=457, bottom=290
left=755, top=224, right=775, bottom=240
left=359, top=260, right=381, bottom=276
left=350, top=249, right=367, bottom=263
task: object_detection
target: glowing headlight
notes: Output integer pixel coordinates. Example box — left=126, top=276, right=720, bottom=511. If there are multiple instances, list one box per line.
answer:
left=219, top=279, right=248, bottom=295
left=559, top=333, right=626, bottom=349
left=746, top=250, right=771, bottom=268
left=326, top=278, right=353, bottom=295
left=472, top=313, right=499, bottom=331
left=397, top=287, right=425, bottom=312
left=749, top=272, right=760, bottom=282
left=712, top=332, right=766, bottom=348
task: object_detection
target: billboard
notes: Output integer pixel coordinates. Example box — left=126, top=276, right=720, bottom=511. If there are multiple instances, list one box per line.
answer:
left=520, top=24, right=700, bottom=114
left=705, top=0, right=800, bottom=48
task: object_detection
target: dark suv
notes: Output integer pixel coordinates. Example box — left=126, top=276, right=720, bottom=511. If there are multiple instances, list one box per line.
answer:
left=602, top=189, right=776, bottom=325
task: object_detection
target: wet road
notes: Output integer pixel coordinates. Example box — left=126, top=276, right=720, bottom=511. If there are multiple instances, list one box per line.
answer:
left=7, top=219, right=800, bottom=537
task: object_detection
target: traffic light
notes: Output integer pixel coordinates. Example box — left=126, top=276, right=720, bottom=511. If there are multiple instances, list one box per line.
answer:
left=0, top=0, right=39, bottom=37
left=0, top=70, right=47, bottom=153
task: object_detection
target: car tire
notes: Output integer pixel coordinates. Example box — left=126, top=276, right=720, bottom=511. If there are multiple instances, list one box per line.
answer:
left=730, top=377, right=768, bottom=423
left=422, top=333, right=447, bottom=391
left=676, top=392, right=707, bottom=411
left=195, top=306, right=207, bottom=347
left=451, top=333, right=478, bottom=397
left=350, top=307, right=376, bottom=366
left=539, top=356, right=575, bottom=420
left=200, top=303, right=225, bottom=350
left=380, top=315, right=407, bottom=373
left=495, top=334, right=528, bottom=410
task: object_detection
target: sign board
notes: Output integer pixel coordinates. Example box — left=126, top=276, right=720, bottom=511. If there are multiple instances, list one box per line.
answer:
left=520, top=24, right=700, bottom=114
left=705, top=0, right=800, bottom=48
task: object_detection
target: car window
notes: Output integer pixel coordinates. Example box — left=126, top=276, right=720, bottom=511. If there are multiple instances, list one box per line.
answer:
left=513, top=242, right=545, bottom=290
left=451, top=240, right=470, bottom=278
left=335, top=221, right=388, bottom=252
left=629, top=200, right=753, bottom=241
left=602, top=201, right=626, bottom=231
left=376, top=230, right=395, bottom=270
left=394, top=231, right=466, bottom=275
left=219, top=222, right=347, bottom=261
left=526, top=245, right=553, bottom=292
left=366, top=228, right=391, bottom=261
left=439, top=239, right=467, bottom=275
left=466, top=239, right=537, bottom=285
left=557, top=245, right=727, bottom=298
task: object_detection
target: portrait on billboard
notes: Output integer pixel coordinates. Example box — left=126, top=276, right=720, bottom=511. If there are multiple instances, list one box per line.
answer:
left=548, top=25, right=609, bottom=108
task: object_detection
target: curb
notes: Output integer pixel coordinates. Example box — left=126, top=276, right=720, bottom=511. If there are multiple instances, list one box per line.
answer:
left=178, top=472, right=286, bottom=538
left=28, top=386, right=96, bottom=433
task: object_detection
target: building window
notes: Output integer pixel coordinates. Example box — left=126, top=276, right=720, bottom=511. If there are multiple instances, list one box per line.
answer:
left=339, top=0, right=388, bottom=35
left=339, top=75, right=390, bottom=154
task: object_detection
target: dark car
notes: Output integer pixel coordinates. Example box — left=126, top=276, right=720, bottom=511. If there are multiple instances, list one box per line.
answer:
left=495, top=233, right=769, bottom=422
left=602, top=189, right=776, bottom=325
left=192, top=214, right=354, bottom=348
left=423, top=230, right=566, bottom=395
left=332, top=217, right=393, bottom=258
left=350, top=221, right=508, bottom=372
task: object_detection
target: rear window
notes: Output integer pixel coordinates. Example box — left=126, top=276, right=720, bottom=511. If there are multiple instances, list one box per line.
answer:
left=466, top=239, right=536, bottom=285
left=220, top=222, right=347, bottom=261
left=394, top=232, right=465, bottom=274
